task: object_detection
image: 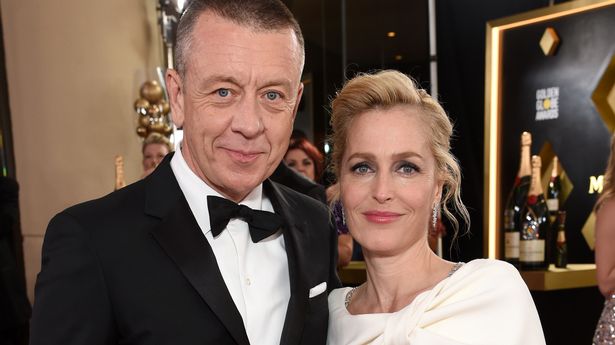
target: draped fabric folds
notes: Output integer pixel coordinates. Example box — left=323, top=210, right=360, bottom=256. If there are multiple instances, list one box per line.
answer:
left=327, top=259, right=545, bottom=345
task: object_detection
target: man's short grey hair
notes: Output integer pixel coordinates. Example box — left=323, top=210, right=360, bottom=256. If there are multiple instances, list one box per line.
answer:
left=174, top=0, right=305, bottom=78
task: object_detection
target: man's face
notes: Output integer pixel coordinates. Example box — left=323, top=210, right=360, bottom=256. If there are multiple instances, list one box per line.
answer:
left=167, top=12, right=304, bottom=202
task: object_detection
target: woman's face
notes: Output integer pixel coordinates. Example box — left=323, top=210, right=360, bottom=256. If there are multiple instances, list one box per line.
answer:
left=285, top=148, right=316, bottom=181
left=143, top=143, right=170, bottom=171
left=339, top=105, right=442, bottom=256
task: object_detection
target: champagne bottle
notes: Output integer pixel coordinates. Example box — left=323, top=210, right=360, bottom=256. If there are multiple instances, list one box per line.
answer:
left=520, top=155, right=549, bottom=270
left=115, top=155, right=126, bottom=190
left=503, top=209, right=518, bottom=266
left=546, top=156, right=561, bottom=222
left=555, top=210, right=568, bottom=268
left=503, top=132, right=532, bottom=266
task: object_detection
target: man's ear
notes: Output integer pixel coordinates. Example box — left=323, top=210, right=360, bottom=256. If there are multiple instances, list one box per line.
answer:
left=290, top=82, right=304, bottom=122
left=166, top=68, right=185, bottom=128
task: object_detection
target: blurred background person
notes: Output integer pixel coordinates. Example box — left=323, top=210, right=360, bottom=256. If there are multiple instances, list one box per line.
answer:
left=593, top=133, right=615, bottom=344
left=0, top=176, right=31, bottom=345
left=326, top=70, right=544, bottom=344
left=141, top=132, right=173, bottom=178
left=284, top=136, right=324, bottom=184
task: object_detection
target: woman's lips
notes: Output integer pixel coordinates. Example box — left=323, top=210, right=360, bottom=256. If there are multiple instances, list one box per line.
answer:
left=362, top=211, right=402, bottom=224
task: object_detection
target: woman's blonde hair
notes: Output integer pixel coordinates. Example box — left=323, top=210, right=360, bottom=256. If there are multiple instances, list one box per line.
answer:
left=596, top=133, right=615, bottom=211
left=329, top=70, right=470, bottom=239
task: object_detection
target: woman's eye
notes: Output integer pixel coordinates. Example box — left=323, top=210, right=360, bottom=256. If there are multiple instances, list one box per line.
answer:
left=398, top=163, right=418, bottom=174
left=265, top=91, right=280, bottom=100
left=351, top=162, right=372, bottom=175
left=217, top=88, right=230, bottom=97
left=303, top=159, right=313, bottom=166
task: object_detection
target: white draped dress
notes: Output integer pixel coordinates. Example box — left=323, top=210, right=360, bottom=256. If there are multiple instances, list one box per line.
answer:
left=327, top=259, right=545, bottom=345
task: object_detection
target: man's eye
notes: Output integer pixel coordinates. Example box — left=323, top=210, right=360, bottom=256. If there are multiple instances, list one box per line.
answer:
left=217, top=89, right=230, bottom=97
left=265, top=91, right=280, bottom=100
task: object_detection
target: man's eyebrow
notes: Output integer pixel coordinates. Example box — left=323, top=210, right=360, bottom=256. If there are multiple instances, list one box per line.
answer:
left=260, top=78, right=293, bottom=89
left=199, top=75, right=242, bottom=88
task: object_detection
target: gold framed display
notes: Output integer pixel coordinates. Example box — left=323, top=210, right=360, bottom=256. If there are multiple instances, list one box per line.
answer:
left=484, top=0, right=615, bottom=259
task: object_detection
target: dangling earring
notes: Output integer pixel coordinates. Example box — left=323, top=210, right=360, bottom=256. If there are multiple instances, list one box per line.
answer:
left=333, top=200, right=349, bottom=234
left=432, top=204, right=439, bottom=230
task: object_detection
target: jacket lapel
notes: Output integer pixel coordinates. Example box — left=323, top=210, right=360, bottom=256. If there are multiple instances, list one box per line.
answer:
left=146, top=155, right=250, bottom=345
left=265, top=180, right=311, bottom=345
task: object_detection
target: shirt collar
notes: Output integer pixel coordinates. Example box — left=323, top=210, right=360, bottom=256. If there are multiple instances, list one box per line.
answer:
left=170, top=143, right=264, bottom=234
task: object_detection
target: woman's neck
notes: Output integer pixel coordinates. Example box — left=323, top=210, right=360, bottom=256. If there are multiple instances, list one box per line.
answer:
left=353, top=241, right=453, bottom=314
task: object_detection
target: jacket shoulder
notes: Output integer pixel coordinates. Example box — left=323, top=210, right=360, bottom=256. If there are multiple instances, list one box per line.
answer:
left=61, top=179, right=147, bottom=222
left=270, top=180, right=328, bottom=214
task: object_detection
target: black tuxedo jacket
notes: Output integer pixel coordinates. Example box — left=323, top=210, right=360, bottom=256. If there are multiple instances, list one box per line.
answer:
left=30, top=155, right=340, bottom=345
left=269, top=163, right=327, bottom=204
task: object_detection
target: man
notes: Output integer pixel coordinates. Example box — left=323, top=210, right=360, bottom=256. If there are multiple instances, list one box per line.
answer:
left=30, top=1, right=340, bottom=344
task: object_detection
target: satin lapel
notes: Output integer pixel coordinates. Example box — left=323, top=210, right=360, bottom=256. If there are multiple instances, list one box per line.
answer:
left=146, top=156, right=250, bottom=345
left=265, top=180, right=310, bottom=345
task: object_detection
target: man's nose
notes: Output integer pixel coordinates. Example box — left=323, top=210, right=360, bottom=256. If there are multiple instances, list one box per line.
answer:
left=230, top=96, right=263, bottom=138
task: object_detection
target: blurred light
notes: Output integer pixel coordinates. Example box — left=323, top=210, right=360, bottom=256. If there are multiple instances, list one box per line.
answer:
left=387, top=31, right=396, bottom=38
left=171, top=128, right=183, bottom=150
left=394, top=55, right=403, bottom=61
left=324, top=142, right=330, bottom=154
left=176, top=0, right=187, bottom=12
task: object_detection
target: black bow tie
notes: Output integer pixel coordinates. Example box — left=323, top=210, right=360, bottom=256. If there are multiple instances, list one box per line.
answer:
left=207, top=195, right=283, bottom=243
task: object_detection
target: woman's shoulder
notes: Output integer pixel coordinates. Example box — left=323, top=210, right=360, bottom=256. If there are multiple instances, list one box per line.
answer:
left=597, top=198, right=615, bottom=223
left=328, top=287, right=353, bottom=310
left=458, top=258, right=518, bottom=273
left=449, top=259, right=524, bottom=289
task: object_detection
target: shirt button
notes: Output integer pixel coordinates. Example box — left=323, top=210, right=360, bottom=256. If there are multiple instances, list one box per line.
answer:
left=245, top=278, right=251, bottom=286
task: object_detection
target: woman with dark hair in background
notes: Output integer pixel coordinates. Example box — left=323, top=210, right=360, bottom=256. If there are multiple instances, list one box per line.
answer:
left=284, top=137, right=324, bottom=183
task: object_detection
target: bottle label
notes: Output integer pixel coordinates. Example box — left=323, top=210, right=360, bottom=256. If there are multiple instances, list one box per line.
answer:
left=504, top=232, right=520, bottom=259
left=519, top=239, right=545, bottom=262
left=547, top=198, right=559, bottom=212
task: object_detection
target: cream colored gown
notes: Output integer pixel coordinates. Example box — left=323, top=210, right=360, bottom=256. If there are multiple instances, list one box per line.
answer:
left=327, top=259, right=545, bottom=345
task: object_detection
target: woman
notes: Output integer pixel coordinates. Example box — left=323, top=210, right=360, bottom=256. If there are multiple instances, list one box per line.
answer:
left=326, top=70, right=545, bottom=344
left=284, top=137, right=324, bottom=183
left=141, top=132, right=173, bottom=178
left=593, top=133, right=615, bottom=344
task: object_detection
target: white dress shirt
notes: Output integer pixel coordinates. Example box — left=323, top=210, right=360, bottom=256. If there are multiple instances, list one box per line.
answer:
left=171, top=146, right=290, bottom=345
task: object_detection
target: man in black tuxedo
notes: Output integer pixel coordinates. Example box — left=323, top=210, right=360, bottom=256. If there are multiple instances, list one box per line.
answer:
left=29, top=1, right=340, bottom=344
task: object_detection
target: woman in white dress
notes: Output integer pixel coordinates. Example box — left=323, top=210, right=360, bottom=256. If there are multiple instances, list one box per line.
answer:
left=326, top=70, right=545, bottom=345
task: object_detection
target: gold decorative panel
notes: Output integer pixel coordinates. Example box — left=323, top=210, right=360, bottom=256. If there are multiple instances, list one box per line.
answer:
left=592, top=54, right=615, bottom=132
left=539, top=27, right=560, bottom=56
left=582, top=211, right=596, bottom=250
